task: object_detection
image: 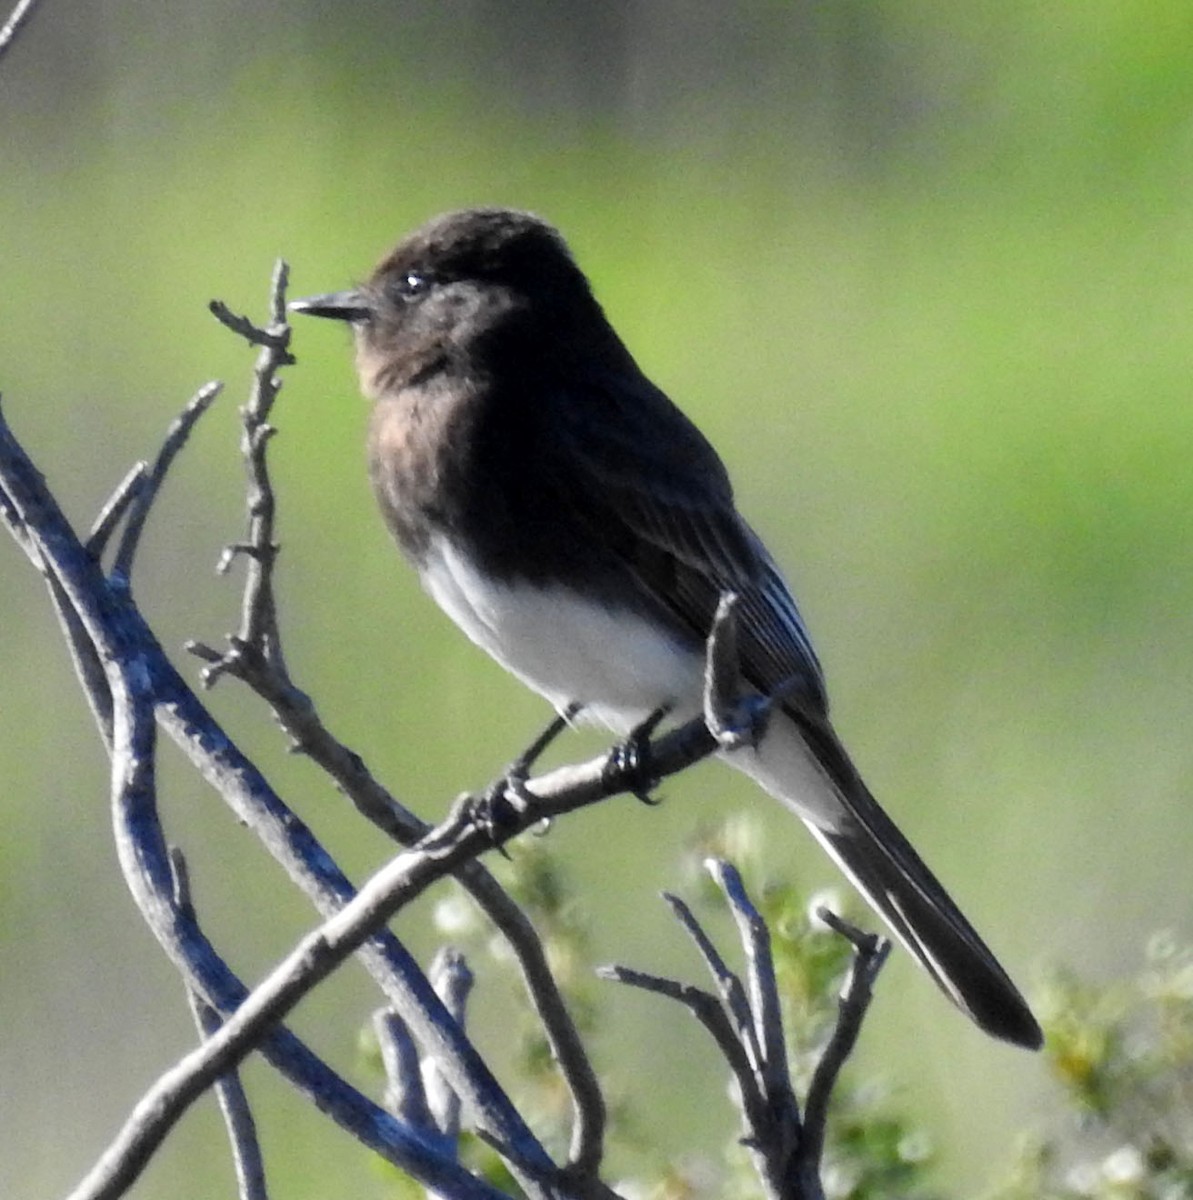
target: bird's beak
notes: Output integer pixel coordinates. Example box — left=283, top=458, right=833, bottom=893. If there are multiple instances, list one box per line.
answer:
left=288, top=289, right=373, bottom=323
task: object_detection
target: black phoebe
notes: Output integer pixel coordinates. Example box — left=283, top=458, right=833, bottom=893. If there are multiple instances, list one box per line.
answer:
left=290, top=208, right=1042, bottom=1050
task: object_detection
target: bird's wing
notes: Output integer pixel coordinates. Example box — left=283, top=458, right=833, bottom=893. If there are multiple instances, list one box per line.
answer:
left=546, top=372, right=1043, bottom=1049
left=546, top=370, right=827, bottom=713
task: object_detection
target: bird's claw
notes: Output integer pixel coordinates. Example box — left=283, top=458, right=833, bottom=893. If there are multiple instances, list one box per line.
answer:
left=469, top=707, right=578, bottom=852
left=604, top=705, right=669, bottom=804
left=467, top=768, right=536, bottom=856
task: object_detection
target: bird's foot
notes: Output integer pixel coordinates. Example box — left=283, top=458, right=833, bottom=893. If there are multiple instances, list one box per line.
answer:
left=707, top=691, right=773, bottom=753
left=472, top=705, right=582, bottom=850
left=604, top=705, right=670, bottom=804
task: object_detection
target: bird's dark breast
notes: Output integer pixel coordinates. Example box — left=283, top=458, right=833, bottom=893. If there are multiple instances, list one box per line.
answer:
left=365, top=368, right=665, bottom=620
left=366, top=374, right=472, bottom=563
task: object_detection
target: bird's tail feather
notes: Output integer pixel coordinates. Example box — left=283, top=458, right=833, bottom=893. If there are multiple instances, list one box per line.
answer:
left=805, top=818, right=1042, bottom=1049
left=734, top=712, right=1042, bottom=1049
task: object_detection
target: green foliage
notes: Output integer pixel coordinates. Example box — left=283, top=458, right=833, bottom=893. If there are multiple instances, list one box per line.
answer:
left=990, top=934, right=1193, bottom=1200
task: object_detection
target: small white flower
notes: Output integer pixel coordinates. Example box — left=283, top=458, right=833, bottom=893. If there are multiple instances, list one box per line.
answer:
left=432, top=895, right=475, bottom=935
left=1064, top=1161, right=1100, bottom=1195
left=1101, top=1145, right=1145, bottom=1186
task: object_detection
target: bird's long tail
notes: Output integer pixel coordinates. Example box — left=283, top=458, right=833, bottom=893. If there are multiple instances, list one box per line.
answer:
left=733, top=712, right=1043, bottom=1050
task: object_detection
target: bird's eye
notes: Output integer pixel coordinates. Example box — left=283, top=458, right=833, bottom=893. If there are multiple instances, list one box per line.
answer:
left=393, top=271, right=430, bottom=300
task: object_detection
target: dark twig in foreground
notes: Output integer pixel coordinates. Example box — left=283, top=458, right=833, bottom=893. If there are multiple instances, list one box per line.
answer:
left=601, top=861, right=891, bottom=1200
left=170, top=849, right=269, bottom=1200
left=801, top=909, right=891, bottom=1167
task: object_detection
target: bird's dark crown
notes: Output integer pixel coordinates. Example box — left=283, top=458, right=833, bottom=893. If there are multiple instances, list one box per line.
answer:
left=371, top=208, right=586, bottom=300
left=290, top=208, right=631, bottom=397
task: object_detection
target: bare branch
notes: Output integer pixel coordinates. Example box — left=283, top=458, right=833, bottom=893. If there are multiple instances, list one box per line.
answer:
left=600, top=866, right=892, bottom=1200
left=375, top=1009, right=438, bottom=1138
left=662, top=891, right=766, bottom=1082
left=0, top=0, right=41, bottom=64
left=0, top=411, right=554, bottom=1200
left=708, top=861, right=794, bottom=1113
left=110, top=380, right=222, bottom=582
left=73, top=614, right=511, bottom=1200
left=596, top=963, right=765, bottom=1119
left=801, top=910, right=891, bottom=1166
left=427, top=949, right=474, bottom=1143
left=201, top=264, right=293, bottom=681
left=86, top=462, right=147, bottom=559
left=171, top=848, right=270, bottom=1200
left=67, top=709, right=741, bottom=1200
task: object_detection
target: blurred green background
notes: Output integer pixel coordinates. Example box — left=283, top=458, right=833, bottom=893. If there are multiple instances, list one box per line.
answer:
left=3, top=2, right=1193, bottom=1196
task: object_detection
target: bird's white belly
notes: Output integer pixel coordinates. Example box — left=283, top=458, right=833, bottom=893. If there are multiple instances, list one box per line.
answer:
left=421, top=536, right=705, bottom=732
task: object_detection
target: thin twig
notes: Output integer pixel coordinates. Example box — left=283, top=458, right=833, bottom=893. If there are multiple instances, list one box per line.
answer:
left=209, top=299, right=293, bottom=351
left=86, top=462, right=147, bottom=559
left=708, top=860, right=794, bottom=1108
left=110, top=380, right=222, bottom=582
left=663, top=892, right=764, bottom=1079
left=801, top=910, right=890, bottom=1165
left=596, top=963, right=765, bottom=1118
left=171, top=848, right=270, bottom=1200
left=374, top=1009, right=437, bottom=1135
left=203, top=264, right=293, bottom=679
left=600, top=873, right=891, bottom=1200
left=0, top=0, right=41, bottom=64
left=426, top=949, right=474, bottom=1144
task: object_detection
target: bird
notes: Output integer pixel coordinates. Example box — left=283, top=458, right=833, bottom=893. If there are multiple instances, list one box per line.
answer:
left=289, top=207, right=1042, bottom=1050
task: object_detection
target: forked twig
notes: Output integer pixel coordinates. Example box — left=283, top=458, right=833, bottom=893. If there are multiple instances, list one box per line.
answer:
left=601, top=861, right=891, bottom=1200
